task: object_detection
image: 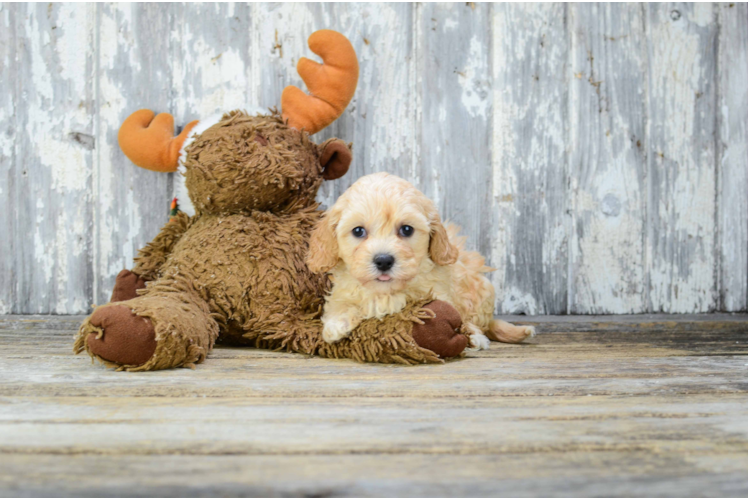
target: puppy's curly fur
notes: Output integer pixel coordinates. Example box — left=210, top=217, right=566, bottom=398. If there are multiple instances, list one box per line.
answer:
left=307, top=172, right=535, bottom=347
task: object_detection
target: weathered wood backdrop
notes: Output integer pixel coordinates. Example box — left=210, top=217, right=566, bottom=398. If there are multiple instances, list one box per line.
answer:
left=0, top=3, right=746, bottom=315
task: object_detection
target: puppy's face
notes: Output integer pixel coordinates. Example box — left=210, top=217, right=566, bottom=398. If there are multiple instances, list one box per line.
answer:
left=336, top=185, right=430, bottom=292
left=307, top=173, right=458, bottom=292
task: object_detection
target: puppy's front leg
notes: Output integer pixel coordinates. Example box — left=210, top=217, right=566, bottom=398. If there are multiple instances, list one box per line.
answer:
left=321, top=305, right=362, bottom=344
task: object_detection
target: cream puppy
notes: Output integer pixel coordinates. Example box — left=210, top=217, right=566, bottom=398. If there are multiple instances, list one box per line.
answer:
left=306, top=172, right=535, bottom=349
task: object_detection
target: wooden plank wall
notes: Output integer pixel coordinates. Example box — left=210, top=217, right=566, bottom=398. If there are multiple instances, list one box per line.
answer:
left=0, top=3, right=746, bottom=315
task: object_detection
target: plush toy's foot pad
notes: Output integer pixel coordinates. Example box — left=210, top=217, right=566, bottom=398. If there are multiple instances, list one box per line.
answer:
left=86, top=305, right=157, bottom=366
left=110, top=269, right=146, bottom=302
left=411, top=300, right=468, bottom=358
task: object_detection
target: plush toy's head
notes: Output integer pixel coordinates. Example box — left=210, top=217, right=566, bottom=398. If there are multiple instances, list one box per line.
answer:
left=117, top=30, right=358, bottom=215
left=180, top=110, right=352, bottom=213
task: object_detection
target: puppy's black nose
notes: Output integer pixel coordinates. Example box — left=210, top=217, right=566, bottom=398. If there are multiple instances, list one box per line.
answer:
left=373, top=254, right=395, bottom=272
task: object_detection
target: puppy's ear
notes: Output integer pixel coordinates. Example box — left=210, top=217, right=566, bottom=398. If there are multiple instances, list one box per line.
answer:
left=319, top=138, right=352, bottom=181
left=429, top=219, right=459, bottom=266
left=307, top=212, right=340, bottom=273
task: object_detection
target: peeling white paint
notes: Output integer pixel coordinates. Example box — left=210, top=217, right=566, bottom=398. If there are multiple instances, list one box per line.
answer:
left=95, top=3, right=171, bottom=302
left=124, top=186, right=141, bottom=269
left=567, top=4, right=647, bottom=314
left=3, top=3, right=746, bottom=315
left=362, top=4, right=416, bottom=168
left=173, top=25, right=249, bottom=118
left=39, top=139, right=88, bottom=191
left=491, top=3, right=567, bottom=314
left=0, top=3, right=14, bottom=313
left=459, top=36, right=489, bottom=119
left=500, top=288, right=539, bottom=316
left=491, top=5, right=521, bottom=311
left=691, top=3, right=714, bottom=27
left=33, top=227, right=54, bottom=287
left=718, top=4, right=748, bottom=312
left=647, top=3, right=717, bottom=313
left=16, top=3, right=95, bottom=313
left=56, top=4, right=88, bottom=96
left=95, top=60, right=125, bottom=287
left=28, top=12, right=53, bottom=103
left=54, top=210, right=70, bottom=314
left=252, top=3, right=317, bottom=107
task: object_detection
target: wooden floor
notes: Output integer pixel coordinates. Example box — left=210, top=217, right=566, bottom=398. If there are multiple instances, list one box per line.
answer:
left=1, top=315, right=747, bottom=497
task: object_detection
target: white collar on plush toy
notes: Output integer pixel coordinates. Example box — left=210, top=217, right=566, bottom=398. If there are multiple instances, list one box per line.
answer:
left=174, top=106, right=266, bottom=216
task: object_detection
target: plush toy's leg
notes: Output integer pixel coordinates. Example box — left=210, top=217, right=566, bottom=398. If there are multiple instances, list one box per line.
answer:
left=75, top=284, right=219, bottom=371
left=81, top=305, right=158, bottom=366
left=110, top=269, right=147, bottom=302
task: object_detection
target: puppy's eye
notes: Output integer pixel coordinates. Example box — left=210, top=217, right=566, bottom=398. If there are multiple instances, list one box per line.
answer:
left=352, top=226, right=367, bottom=238
left=399, top=225, right=414, bottom=237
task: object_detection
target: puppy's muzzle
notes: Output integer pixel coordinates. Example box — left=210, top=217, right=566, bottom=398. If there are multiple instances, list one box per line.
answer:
left=373, top=253, right=395, bottom=272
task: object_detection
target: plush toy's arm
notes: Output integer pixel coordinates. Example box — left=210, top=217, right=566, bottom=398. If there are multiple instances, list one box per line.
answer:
left=132, top=211, right=193, bottom=282
left=316, top=298, right=468, bottom=364
left=410, top=300, right=469, bottom=358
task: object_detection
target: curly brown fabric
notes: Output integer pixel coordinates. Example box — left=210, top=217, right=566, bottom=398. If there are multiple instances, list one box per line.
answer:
left=132, top=212, right=192, bottom=281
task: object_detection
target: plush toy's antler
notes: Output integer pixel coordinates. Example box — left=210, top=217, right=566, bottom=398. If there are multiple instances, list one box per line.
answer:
left=118, top=110, right=199, bottom=172
left=281, top=30, right=359, bottom=135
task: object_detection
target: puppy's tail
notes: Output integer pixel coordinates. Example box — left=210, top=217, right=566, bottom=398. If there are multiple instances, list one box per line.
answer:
left=487, top=319, right=535, bottom=344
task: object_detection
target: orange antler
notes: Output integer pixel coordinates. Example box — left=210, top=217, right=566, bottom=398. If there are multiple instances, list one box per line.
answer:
left=118, top=110, right=198, bottom=172
left=281, top=30, right=359, bottom=135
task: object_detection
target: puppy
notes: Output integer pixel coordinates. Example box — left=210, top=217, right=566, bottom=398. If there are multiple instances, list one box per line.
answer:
left=306, top=172, right=535, bottom=349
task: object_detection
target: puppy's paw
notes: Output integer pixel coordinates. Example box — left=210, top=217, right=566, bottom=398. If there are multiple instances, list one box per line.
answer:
left=523, top=325, right=536, bottom=338
left=464, top=323, right=491, bottom=351
left=467, top=332, right=491, bottom=351
left=322, top=318, right=353, bottom=344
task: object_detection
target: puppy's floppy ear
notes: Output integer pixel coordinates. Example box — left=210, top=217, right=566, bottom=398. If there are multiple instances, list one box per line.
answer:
left=429, top=219, right=459, bottom=266
left=319, top=138, right=352, bottom=181
left=307, top=212, right=340, bottom=273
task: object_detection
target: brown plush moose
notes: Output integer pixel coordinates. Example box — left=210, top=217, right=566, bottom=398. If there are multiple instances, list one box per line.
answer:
left=74, top=30, right=468, bottom=371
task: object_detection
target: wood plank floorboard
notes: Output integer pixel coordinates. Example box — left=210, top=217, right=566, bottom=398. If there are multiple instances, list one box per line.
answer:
left=0, top=315, right=747, bottom=497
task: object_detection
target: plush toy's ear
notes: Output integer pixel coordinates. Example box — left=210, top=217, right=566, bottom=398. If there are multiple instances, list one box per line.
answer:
left=319, top=138, right=352, bottom=181
left=118, top=109, right=198, bottom=172
left=307, top=212, right=340, bottom=273
left=429, top=219, right=459, bottom=266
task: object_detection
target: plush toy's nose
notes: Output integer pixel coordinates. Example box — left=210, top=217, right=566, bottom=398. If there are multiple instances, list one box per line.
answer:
left=373, top=254, right=395, bottom=272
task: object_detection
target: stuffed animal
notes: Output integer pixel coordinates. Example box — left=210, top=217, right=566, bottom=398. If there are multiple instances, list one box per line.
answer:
left=74, top=30, right=468, bottom=371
